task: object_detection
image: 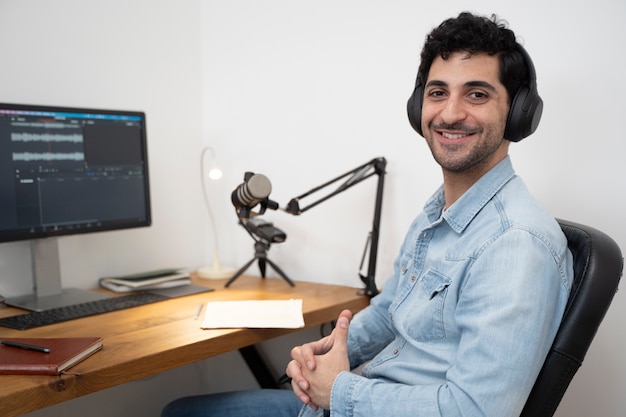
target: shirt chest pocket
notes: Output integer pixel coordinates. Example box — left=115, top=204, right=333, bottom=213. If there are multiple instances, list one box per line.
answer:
left=402, top=270, right=451, bottom=342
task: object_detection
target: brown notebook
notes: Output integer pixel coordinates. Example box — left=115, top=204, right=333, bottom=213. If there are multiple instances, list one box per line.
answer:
left=0, top=337, right=103, bottom=375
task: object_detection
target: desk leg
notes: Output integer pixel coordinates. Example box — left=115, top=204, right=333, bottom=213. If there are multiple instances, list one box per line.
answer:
left=238, top=345, right=279, bottom=389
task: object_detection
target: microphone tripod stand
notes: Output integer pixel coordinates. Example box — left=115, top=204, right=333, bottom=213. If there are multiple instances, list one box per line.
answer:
left=225, top=221, right=294, bottom=288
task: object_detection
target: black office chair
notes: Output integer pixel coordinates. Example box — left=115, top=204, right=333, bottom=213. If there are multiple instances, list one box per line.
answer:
left=520, top=219, right=623, bottom=417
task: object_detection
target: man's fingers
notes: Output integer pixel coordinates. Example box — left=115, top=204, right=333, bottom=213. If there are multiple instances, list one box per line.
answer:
left=286, top=359, right=311, bottom=404
left=331, top=310, right=352, bottom=351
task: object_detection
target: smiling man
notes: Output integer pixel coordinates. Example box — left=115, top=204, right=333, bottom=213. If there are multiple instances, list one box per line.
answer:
left=163, top=12, right=573, bottom=417
left=422, top=51, right=512, bottom=207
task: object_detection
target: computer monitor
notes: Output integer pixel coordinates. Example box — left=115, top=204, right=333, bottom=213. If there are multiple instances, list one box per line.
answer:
left=0, top=102, right=151, bottom=311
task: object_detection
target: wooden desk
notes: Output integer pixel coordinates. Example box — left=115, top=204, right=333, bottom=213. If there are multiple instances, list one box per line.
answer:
left=0, top=275, right=369, bottom=417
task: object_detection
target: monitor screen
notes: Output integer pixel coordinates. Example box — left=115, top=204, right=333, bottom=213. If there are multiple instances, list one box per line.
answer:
left=0, top=103, right=151, bottom=242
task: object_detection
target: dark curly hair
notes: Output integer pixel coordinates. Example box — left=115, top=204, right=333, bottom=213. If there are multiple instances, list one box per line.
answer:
left=418, top=12, right=529, bottom=105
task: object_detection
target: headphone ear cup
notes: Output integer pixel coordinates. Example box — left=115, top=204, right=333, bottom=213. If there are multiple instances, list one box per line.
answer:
left=504, top=85, right=543, bottom=142
left=407, top=77, right=425, bottom=137
left=504, top=45, right=544, bottom=142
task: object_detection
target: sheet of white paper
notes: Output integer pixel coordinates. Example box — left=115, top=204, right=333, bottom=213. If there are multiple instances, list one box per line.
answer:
left=201, top=299, right=305, bottom=329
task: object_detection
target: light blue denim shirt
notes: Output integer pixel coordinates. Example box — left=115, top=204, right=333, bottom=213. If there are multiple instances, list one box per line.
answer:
left=301, top=156, right=573, bottom=417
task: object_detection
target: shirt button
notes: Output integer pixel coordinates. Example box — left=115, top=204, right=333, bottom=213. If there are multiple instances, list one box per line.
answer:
left=410, top=275, right=417, bottom=282
left=393, top=349, right=399, bottom=355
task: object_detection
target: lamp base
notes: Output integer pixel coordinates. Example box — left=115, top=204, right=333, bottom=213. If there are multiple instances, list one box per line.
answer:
left=197, top=249, right=235, bottom=279
left=196, top=265, right=236, bottom=280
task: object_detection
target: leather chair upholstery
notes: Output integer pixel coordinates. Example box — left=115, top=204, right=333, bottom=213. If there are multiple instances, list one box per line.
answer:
left=520, top=219, right=623, bottom=416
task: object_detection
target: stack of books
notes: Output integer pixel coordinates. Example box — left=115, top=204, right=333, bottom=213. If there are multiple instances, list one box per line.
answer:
left=99, top=268, right=191, bottom=293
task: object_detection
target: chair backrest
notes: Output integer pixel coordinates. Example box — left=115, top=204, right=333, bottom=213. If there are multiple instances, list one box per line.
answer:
left=520, top=219, right=623, bottom=417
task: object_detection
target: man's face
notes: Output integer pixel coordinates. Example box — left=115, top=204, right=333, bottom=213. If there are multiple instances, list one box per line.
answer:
left=421, top=52, right=510, bottom=175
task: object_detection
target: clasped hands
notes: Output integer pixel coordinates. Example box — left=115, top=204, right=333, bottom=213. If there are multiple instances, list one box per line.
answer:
left=286, top=309, right=353, bottom=411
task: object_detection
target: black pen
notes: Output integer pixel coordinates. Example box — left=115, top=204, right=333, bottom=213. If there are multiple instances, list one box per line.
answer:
left=2, top=340, right=51, bottom=353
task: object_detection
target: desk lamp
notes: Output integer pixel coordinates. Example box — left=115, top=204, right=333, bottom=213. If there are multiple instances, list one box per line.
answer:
left=196, top=146, right=236, bottom=279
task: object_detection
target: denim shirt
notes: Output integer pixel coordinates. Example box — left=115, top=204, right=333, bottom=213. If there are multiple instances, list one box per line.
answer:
left=299, top=157, right=573, bottom=417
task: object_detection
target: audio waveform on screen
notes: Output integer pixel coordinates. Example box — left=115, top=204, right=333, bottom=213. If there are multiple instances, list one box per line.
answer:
left=10, top=128, right=85, bottom=163
left=12, top=152, right=85, bottom=162
left=11, top=132, right=84, bottom=143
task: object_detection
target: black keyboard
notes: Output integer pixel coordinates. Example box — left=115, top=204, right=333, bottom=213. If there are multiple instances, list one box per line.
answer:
left=0, top=292, right=169, bottom=330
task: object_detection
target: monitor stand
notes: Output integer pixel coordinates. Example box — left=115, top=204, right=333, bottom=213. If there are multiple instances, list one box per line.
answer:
left=5, top=238, right=110, bottom=312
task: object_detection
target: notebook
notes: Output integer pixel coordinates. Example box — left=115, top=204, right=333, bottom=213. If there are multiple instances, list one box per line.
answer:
left=0, top=337, right=103, bottom=375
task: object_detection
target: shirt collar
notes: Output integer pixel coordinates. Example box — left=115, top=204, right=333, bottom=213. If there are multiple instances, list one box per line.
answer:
left=424, top=156, right=516, bottom=233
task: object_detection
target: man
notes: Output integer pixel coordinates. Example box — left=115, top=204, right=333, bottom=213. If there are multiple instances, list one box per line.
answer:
left=162, top=12, right=573, bottom=417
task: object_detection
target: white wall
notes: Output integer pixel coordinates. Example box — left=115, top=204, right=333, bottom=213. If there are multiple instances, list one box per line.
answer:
left=0, top=1, right=624, bottom=416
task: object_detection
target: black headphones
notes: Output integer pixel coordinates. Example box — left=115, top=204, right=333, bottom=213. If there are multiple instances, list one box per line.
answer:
left=406, top=44, right=543, bottom=142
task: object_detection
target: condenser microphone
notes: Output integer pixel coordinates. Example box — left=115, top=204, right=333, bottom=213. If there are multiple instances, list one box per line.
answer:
left=231, top=172, right=273, bottom=219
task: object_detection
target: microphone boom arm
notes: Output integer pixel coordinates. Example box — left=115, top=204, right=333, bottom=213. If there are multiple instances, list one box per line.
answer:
left=284, top=157, right=386, bottom=296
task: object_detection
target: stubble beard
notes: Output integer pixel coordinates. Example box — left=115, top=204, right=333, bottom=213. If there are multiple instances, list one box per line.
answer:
left=426, top=124, right=505, bottom=173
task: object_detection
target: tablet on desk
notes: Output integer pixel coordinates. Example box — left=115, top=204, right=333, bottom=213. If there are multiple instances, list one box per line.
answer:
left=150, top=284, right=213, bottom=298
